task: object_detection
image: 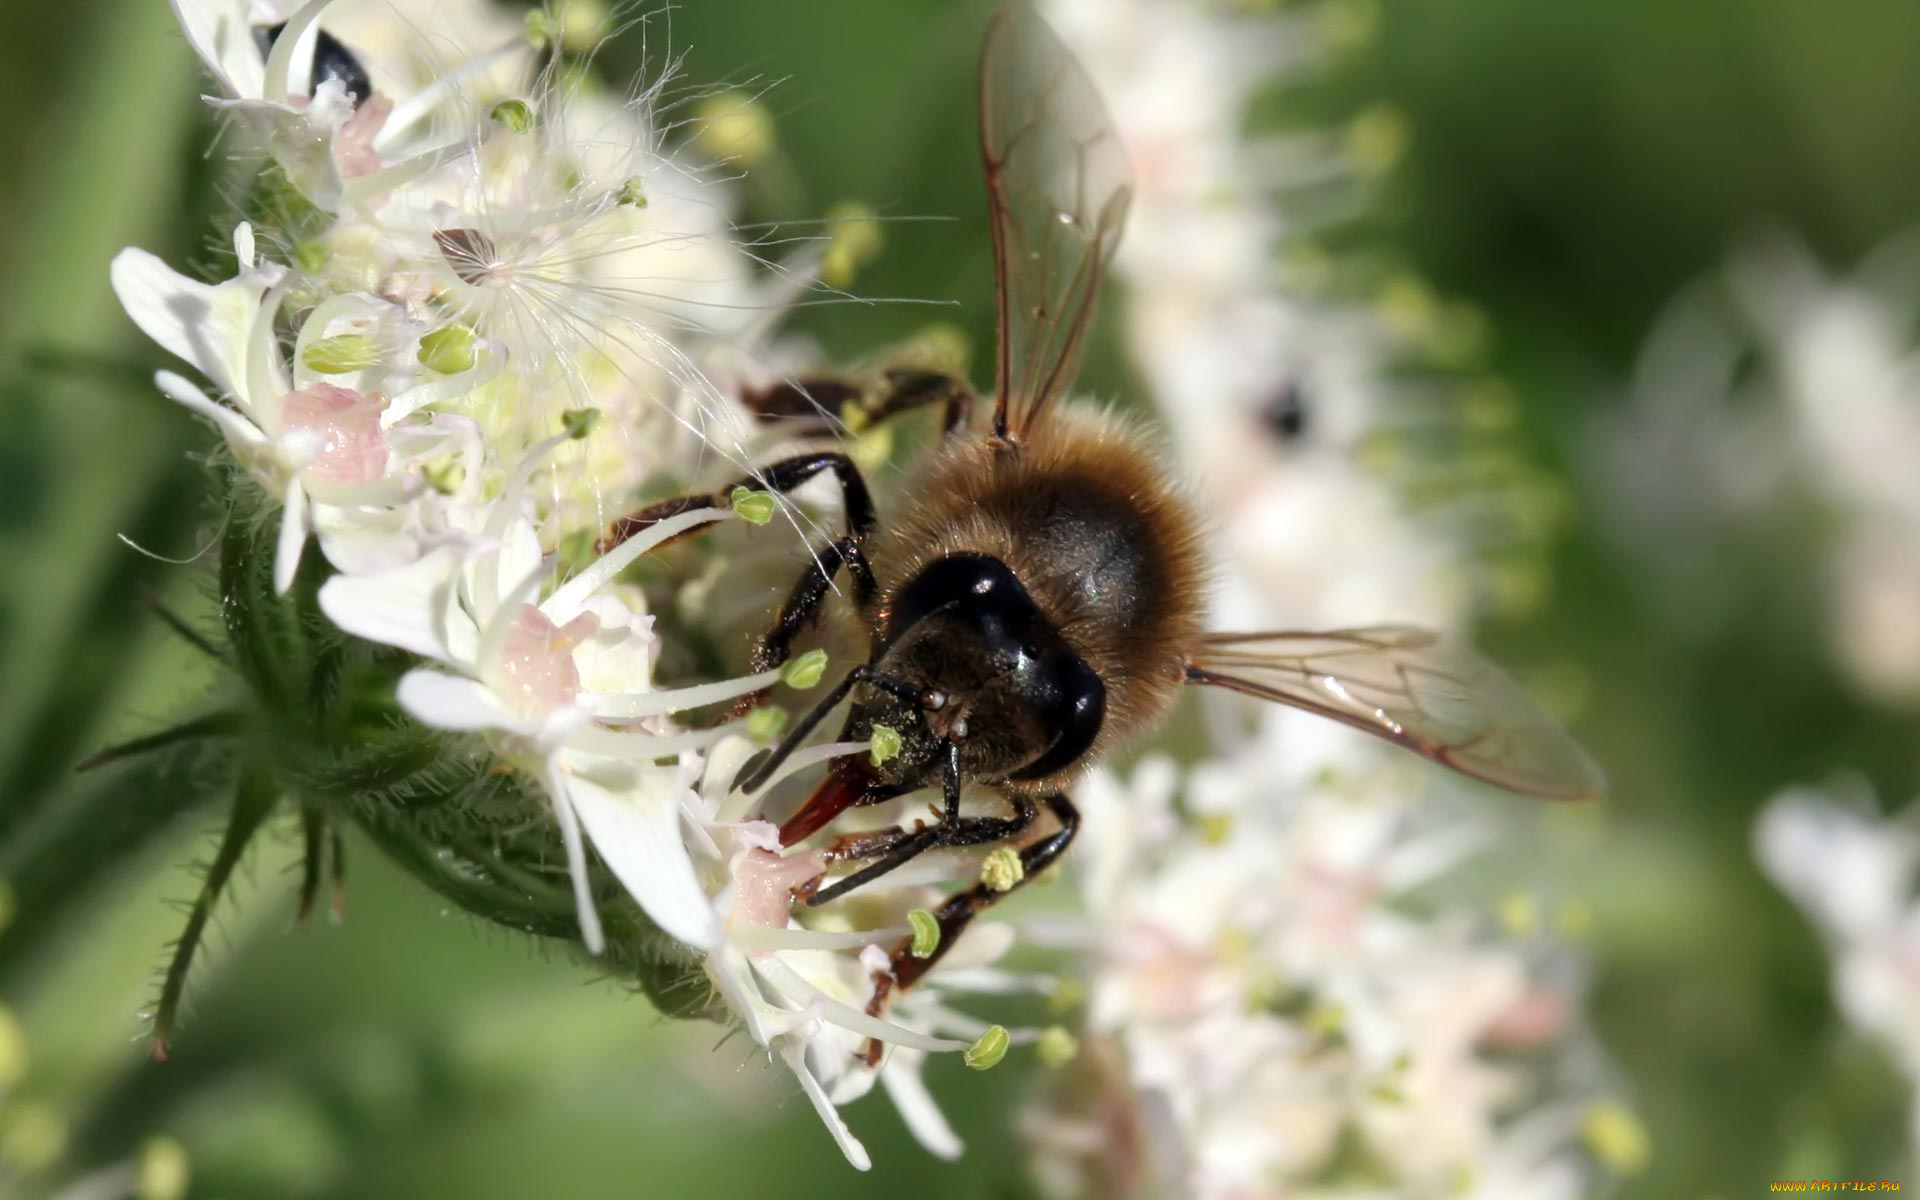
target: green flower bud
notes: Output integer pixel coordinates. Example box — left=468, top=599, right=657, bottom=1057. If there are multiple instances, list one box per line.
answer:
left=963, top=1024, right=1009, bottom=1071
left=301, top=333, right=380, bottom=375
left=561, top=407, right=601, bottom=440
left=616, top=176, right=649, bottom=208
left=416, top=324, right=478, bottom=375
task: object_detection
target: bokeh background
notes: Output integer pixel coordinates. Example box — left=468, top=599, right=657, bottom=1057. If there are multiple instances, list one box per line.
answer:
left=4, top=0, right=1920, bottom=1196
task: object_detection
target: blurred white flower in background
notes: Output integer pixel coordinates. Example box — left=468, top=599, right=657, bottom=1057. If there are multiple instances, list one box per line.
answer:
left=1756, top=787, right=1920, bottom=1148
left=1602, top=234, right=1920, bottom=705
left=1024, top=1, right=1629, bottom=1196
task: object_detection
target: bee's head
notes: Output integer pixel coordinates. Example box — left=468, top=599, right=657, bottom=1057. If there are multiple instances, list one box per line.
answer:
left=857, top=553, right=1106, bottom=788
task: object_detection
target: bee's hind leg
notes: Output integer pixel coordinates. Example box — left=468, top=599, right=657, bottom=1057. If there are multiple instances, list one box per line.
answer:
left=743, top=368, right=974, bottom=439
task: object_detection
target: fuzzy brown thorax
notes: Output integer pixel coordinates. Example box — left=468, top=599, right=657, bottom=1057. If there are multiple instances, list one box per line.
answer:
left=861, top=406, right=1208, bottom=788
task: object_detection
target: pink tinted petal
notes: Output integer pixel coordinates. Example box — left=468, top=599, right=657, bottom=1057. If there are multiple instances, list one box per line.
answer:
left=336, top=94, right=392, bottom=178
left=496, top=605, right=598, bottom=719
left=732, top=847, right=827, bottom=932
left=282, top=382, right=391, bottom=485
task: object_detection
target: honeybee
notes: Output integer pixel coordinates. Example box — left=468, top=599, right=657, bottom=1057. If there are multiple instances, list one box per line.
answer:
left=609, top=6, right=1602, bottom=1013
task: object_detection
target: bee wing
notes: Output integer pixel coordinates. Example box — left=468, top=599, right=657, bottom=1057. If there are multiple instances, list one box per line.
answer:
left=979, top=4, right=1132, bottom=444
left=1185, top=627, right=1606, bottom=800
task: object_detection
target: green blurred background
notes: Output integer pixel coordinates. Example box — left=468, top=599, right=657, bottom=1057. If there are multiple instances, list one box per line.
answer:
left=3, top=0, right=1919, bottom=1195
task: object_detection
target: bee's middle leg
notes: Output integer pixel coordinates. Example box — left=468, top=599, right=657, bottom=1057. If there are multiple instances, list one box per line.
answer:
left=599, top=450, right=877, bottom=552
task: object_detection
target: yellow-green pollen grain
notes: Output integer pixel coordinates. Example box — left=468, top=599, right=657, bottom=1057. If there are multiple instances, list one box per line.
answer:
left=555, top=0, right=609, bottom=51
left=490, top=98, right=535, bottom=132
left=746, top=704, right=789, bottom=744
left=963, top=1025, right=1009, bottom=1071
left=136, top=1137, right=191, bottom=1200
left=694, top=91, right=774, bottom=166
left=0, top=1103, right=66, bottom=1172
left=1047, top=977, right=1084, bottom=1014
left=729, top=486, right=776, bottom=525
left=980, top=846, right=1023, bottom=892
left=524, top=9, right=557, bottom=49
left=780, top=649, right=829, bottom=690
left=1582, top=1102, right=1651, bottom=1175
left=1035, top=1025, right=1078, bottom=1068
left=302, top=332, right=380, bottom=375
left=1499, top=892, right=1540, bottom=936
left=1196, top=811, right=1233, bottom=845
left=1345, top=104, right=1410, bottom=179
left=416, top=324, right=478, bottom=374
left=822, top=201, right=883, bottom=287
left=561, top=407, right=601, bottom=440
left=907, top=908, right=939, bottom=958
left=868, top=724, right=902, bottom=766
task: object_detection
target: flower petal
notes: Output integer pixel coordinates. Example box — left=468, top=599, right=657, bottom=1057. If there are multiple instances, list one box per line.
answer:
left=153, top=370, right=266, bottom=449
left=168, top=0, right=265, bottom=98
left=562, top=767, right=723, bottom=950
left=546, top=772, right=606, bottom=956
left=274, top=476, right=310, bottom=594
left=778, top=1041, right=873, bottom=1172
left=395, top=669, right=524, bottom=732
left=110, top=248, right=258, bottom=403
left=318, top=549, right=460, bottom=661
left=880, top=1054, right=964, bottom=1161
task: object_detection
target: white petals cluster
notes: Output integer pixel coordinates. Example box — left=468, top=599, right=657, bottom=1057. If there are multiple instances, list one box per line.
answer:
left=113, top=0, right=1003, bottom=1167
left=1606, top=236, right=1920, bottom=704
left=1756, top=787, right=1920, bottom=1150
left=1033, top=726, right=1599, bottom=1199
left=1031, top=1, right=1620, bottom=1195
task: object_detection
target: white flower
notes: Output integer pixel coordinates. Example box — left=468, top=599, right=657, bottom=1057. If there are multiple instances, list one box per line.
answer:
left=171, top=0, right=481, bottom=211
left=1605, top=235, right=1920, bottom=703
left=1757, top=787, right=1920, bottom=1148
left=678, top=735, right=1047, bottom=1170
left=110, top=225, right=446, bottom=591
left=318, top=497, right=751, bottom=953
